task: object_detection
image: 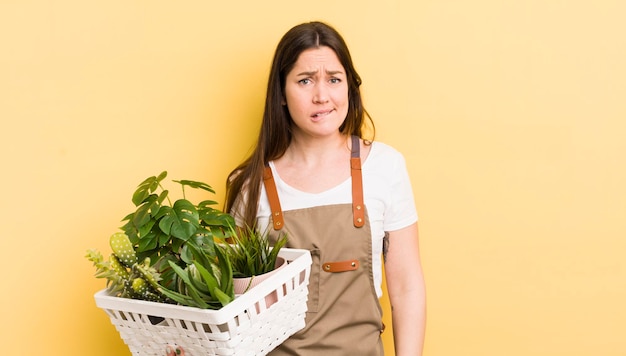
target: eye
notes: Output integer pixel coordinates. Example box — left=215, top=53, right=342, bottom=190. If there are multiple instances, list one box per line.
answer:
left=329, top=77, right=342, bottom=84
left=298, top=78, right=311, bottom=85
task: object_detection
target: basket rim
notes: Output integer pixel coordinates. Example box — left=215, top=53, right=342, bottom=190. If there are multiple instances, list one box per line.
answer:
left=94, top=248, right=311, bottom=324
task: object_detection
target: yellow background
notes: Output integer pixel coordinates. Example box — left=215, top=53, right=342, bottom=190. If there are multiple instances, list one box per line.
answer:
left=1, top=1, right=625, bottom=355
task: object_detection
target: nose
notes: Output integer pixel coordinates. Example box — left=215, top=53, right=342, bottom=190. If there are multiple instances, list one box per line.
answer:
left=312, top=83, right=329, bottom=104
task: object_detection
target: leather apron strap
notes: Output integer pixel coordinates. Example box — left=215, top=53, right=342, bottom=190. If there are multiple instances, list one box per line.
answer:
left=263, top=166, right=285, bottom=230
left=263, top=135, right=365, bottom=230
left=351, top=135, right=366, bottom=228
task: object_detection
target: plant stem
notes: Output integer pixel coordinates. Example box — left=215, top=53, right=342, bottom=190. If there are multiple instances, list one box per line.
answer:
left=159, top=183, right=173, bottom=206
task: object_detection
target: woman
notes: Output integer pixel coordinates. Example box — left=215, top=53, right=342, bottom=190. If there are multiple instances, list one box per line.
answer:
left=223, top=21, right=426, bottom=355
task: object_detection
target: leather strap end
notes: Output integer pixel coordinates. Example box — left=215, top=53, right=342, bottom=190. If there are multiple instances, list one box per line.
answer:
left=352, top=203, right=365, bottom=227
left=322, top=259, right=359, bottom=273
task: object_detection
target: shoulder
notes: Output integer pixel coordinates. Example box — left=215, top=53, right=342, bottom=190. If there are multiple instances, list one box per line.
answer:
left=364, top=141, right=407, bottom=169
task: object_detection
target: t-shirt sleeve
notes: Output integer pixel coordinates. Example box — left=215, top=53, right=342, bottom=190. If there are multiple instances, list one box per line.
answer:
left=383, top=151, right=418, bottom=231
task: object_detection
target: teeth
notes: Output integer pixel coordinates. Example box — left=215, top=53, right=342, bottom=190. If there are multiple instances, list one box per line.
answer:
left=313, top=111, right=329, bottom=118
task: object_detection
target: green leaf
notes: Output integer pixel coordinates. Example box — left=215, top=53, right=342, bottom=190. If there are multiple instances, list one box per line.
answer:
left=198, top=200, right=219, bottom=207
left=167, top=260, right=192, bottom=286
left=158, top=200, right=199, bottom=240
left=154, top=190, right=168, bottom=214
left=174, top=180, right=215, bottom=194
left=139, top=220, right=156, bottom=239
left=157, top=286, right=200, bottom=308
left=186, top=242, right=213, bottom=267
left=209, top=227, right=228, bottom=240
left=121, top=212, right=133, bottom=223
left=193, top=261, right=220, bottom=295
left=171, top=238, right=184, bottom=254
left=213, top=287, right=234, bottom=307
left=131, top=171, right=167, bottom=206
left=133, top=178, right=155, bottom=205
left=133, top=194, right=158, bottom=228
left=223, top=224, right=287, bottom=277
left=121, top=217, right=139, bottom=244
left=154, top=255, right=179, bottom=289
left=153, top=205, right=171, bottom=220
left=166, top=261, right=211, bottom=308
left=132, top=187, right=150, bottom=206
left=187, top=287, right=210, bottom=309
left=156, top=170, right=168, bottom=182
left=138, top=233, right=158, bottom=251
left=180, top=244, right=193, bottom=264
left=157, top=230, right=170, bottom=247
left=199, top=208, right=234, bottom=226
left=187, top=267, right=211, bottom=295
left=216, top=246, right=234, bottom=296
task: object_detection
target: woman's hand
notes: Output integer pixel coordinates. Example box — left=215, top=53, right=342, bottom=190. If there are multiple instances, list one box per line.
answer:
left=166, top=346, right=184, bottom=356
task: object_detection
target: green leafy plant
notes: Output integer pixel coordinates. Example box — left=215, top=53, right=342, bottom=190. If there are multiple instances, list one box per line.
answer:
left=119, top=171, right=234, bottom=290
left=86, top=171, right=237, bottom=309
left=223, top=225, right=288, bottom=278
left=160, top=242, right=234, bottom=309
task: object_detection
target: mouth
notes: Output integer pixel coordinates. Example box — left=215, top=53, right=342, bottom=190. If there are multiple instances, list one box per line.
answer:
left=311, top=109, right=334, bottom=119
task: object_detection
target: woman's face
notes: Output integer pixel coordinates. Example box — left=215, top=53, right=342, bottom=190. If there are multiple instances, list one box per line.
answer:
left=283, top=46, right=349, bottom=139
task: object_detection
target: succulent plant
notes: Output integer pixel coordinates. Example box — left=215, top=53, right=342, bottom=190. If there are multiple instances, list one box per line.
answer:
left=223, top=225, right=288, bottom=278
left=158, top=243, right=234, bottom=308
left=86, top=232, right=166, bottom=302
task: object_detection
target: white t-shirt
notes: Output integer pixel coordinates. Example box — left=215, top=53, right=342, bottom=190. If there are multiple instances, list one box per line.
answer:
left=253, top=141, right=418, bottom=297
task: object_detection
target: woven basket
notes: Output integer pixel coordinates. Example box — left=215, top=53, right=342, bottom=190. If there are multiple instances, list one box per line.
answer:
left=94, top=248, right=311, bottom=356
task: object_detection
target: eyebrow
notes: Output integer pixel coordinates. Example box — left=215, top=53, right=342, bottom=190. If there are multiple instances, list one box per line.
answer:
left=296, top=69, right=344, bottom=76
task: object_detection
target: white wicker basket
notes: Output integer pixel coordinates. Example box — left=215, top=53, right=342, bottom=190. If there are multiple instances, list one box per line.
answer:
left=95, top=248, right=311, bottom=356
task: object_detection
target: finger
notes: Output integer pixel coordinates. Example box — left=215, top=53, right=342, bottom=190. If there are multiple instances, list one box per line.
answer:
left=166, top=346, right=184, bottom=356
left=165, top=346, right=180, bottom=356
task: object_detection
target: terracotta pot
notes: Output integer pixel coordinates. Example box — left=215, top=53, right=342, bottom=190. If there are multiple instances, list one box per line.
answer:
left=233, top=256, right=287, bottom=308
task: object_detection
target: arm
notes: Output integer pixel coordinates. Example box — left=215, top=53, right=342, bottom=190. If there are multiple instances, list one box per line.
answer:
left=384, top=222, right=426, bottom=356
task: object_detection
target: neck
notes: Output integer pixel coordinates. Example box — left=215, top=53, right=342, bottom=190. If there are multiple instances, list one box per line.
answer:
left=285, top=133, right=351, bottom=165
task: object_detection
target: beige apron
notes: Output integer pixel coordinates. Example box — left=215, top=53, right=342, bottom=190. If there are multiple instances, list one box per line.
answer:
left=264, top=136, right=385, bottom=355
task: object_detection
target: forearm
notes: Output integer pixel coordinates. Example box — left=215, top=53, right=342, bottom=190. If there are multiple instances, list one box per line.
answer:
left=384, top=223, right=426, bottom=356
left=390, top=283, right=426, bottom=356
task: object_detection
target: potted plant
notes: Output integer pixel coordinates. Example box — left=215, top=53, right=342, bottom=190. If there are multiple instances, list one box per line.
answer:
left=222, top=225, right=288, bottom=295
left=86, top=171, right=236, bottom=309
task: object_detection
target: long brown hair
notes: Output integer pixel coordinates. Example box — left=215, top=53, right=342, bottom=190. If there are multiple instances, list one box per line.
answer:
left=224, top=21, right=374, bottom=227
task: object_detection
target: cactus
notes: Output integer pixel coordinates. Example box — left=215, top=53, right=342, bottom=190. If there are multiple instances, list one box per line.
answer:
left=109, top=232, right=137, bottom=266
left=87, top=231, right=235, bottom=309
left=86, top=233, right=167, bottom=302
